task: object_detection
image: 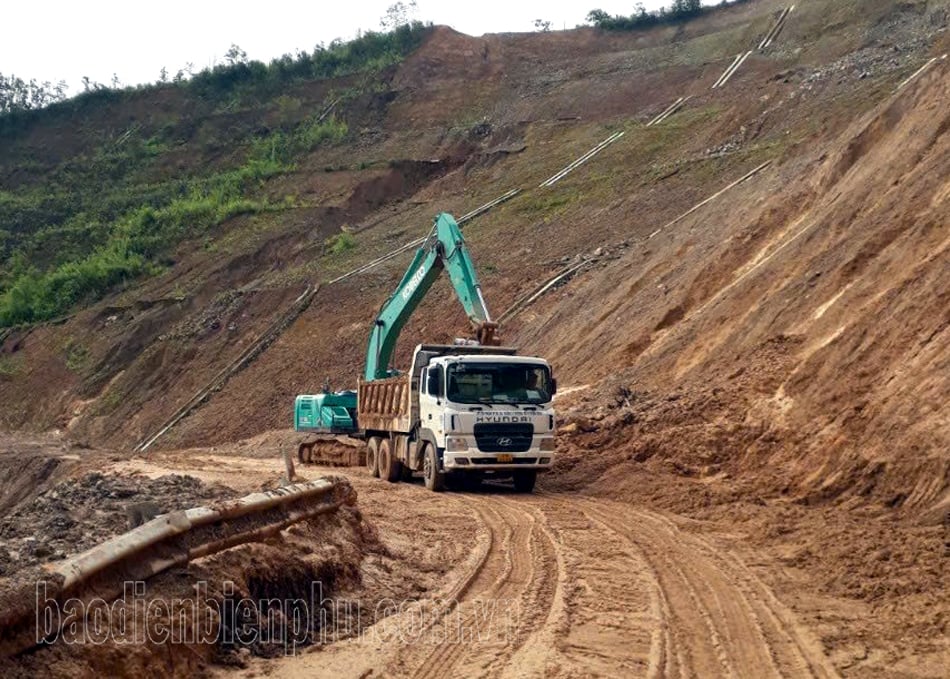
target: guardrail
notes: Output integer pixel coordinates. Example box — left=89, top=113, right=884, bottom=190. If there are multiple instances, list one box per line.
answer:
left=0, top=476, right=355, bottom=658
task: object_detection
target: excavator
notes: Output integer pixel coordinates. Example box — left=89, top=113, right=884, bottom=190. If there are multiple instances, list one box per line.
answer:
left=293, top=212, right=557, bottom=492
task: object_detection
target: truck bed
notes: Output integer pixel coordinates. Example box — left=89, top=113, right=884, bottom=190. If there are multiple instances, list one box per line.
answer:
left=357, top=374, right=413, bottom=433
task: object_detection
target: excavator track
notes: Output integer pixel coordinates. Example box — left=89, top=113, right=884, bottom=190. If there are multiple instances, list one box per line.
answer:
left=297, top=436, right=364, bottom=467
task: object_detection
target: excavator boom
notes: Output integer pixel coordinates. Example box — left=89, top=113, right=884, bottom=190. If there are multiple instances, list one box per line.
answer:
left=364, top=212, right=498, bottom=381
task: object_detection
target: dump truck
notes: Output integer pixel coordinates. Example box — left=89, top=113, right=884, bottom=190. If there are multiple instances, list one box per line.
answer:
left=294, top=213, right=557, bottom=492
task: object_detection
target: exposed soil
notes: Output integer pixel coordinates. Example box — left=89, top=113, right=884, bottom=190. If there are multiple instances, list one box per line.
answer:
left=0, top=472, right=235, bottom=574
left=1, top=0, right=948, bottom=676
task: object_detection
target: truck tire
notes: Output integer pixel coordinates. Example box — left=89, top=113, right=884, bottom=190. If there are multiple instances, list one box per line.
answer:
left=513, top=470, right=537, bottom=493
left=366, top=438, right=380, bottom=478
left=379, top=438, right=403, bottom=483
left=422, top=444, right=445, bottom=492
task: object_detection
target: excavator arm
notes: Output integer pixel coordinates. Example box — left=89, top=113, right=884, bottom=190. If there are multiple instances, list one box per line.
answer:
left=364, top=212, right=498, bottom=381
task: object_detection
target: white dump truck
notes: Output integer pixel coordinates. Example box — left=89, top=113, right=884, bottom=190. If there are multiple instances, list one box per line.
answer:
left=293, top=213, right=557, bottom=492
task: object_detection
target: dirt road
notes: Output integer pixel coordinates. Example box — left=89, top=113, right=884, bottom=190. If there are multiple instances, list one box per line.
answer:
left=107, top=444, right=842, bottom=678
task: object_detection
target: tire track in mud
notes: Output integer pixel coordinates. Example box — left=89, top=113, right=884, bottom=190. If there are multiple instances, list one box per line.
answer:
left=630, top=507, right=841, bottom=678
left=501, top=493, right=659, bottom=678
left=406, top=496, right=537, bottom=679
left=488, top=494, right=567, bottom=678
left=571, top=495, right=840, bottom=678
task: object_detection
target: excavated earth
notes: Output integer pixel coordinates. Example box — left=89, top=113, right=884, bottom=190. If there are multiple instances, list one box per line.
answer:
left=1, top=0, right=948, bottom=676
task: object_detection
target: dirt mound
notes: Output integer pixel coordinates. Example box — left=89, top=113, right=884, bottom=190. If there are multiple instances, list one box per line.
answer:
left=2, top=503, right=380, bottom=677
left=538, top=60, right=949, bottom=673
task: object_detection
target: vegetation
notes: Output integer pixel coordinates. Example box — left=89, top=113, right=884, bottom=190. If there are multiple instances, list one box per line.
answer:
left=64, top=340, right=89, bottom=372
left=0, top=17, right=431, bottom=327
left=0, top=21, right=431, bottom=134
left=0, top=112, right=349, bottom=327
left=185, top=21, right=431, bottom=104
left=0, top=73, right=68, bottom=114
left=586, top=0, right=749, bottom=31
left=325, top=232, right=357, bottom=255
left=0, top=354, right=23, bottom=376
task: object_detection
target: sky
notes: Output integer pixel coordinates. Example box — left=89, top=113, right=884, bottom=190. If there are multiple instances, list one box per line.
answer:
left=1, top=1, right=676, bottom=92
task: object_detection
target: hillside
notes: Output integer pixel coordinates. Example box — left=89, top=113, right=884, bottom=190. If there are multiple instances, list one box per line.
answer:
left=0, top=0, right=948, bottom=675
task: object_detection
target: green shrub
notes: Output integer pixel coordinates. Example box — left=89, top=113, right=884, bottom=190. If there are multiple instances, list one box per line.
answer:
left=0, top=22, right=422, bottom=327
left=0, top=166, right=277, bottom=327
left=64, top=340, right=89, bottom=372
left=587, top=0, right=747, bottom=31
left=249, top=116, right=348, bottom=166
left=325, top=232, right=356, bottom=255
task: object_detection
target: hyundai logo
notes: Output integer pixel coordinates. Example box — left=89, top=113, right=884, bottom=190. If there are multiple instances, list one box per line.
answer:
left=497, top=437, right=513, bottom=447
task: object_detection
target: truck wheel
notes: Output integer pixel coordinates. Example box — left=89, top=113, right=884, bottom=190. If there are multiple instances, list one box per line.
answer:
left=366, top=438, right=380, bottom=478
left=513, top=470, right=537, bottom=493
left=379, top=438, right=403, bottom=483
left=422, top=444, right=445, bottom=492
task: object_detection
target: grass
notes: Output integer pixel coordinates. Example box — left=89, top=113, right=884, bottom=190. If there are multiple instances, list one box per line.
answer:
left=0, top=20, right=431, bottom=327
left=326, top=232, right=357, bottom=255
left=64, top=340, right=89, bottom=372
left=0, top=113, right=350, bottom=328
left=0, top=354, right=23, bottom=376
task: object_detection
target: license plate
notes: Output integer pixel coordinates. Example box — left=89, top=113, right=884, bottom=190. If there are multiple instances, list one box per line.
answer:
left=496, top=454, right=513, bottom=463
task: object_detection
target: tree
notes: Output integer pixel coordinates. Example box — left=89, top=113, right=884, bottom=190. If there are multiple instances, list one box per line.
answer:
left=380, top=1, right=417, bottom=31
left=671, top=0, right=702, bottom=17
left=224, top=43, right=248, bottom=66
left=534, top=19, right=552, bottom=32
left=1, top=72, right=68, bottom=114
left=586, top=9, right=610, bottom=25
left=81, top=76, right=105, bottom=92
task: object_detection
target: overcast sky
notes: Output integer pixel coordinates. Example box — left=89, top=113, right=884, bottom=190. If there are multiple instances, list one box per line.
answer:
left=2, top=1, right=677, bottom=92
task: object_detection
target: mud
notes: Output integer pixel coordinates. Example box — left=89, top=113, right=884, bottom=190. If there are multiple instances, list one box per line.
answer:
left=1, top=1, right=948, bottom=677
left=0, top=472, right=235, bottom=576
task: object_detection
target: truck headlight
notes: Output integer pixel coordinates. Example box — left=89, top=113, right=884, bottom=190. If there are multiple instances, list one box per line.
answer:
left=539, top=437, right=556, bottom=451
left=446, top=436, right=468, bottom=452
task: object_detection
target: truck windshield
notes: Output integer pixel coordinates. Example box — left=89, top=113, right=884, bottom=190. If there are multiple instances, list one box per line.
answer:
left=446, top=363, right=552, bottom=404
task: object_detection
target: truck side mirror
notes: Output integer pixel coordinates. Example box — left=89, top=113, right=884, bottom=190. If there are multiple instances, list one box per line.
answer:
left=551, top=378, right=557, bottom=395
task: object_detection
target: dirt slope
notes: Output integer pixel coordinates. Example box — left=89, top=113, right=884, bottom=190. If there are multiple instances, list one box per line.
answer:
left=0, top=1, right=948, bottom=675
left=534, top=60, right=949, bottom=511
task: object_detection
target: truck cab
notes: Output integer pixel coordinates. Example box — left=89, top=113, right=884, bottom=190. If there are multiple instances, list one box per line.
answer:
left=418, top=351, right=556, bottom=478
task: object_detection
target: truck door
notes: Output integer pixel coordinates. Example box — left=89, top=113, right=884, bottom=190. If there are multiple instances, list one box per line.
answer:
left=419, top=364, right=444, bottom=445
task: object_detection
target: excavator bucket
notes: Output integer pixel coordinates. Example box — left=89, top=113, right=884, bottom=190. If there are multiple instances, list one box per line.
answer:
left=475, top=321, right=501, bottom=346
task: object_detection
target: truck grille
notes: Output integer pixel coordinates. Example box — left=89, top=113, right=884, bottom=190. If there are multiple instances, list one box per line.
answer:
left=473, top=423, right=533, bottom=453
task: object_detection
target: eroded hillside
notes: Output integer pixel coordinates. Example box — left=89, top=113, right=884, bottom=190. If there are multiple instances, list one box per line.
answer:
left=0, top=1, right=948, bottom=673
